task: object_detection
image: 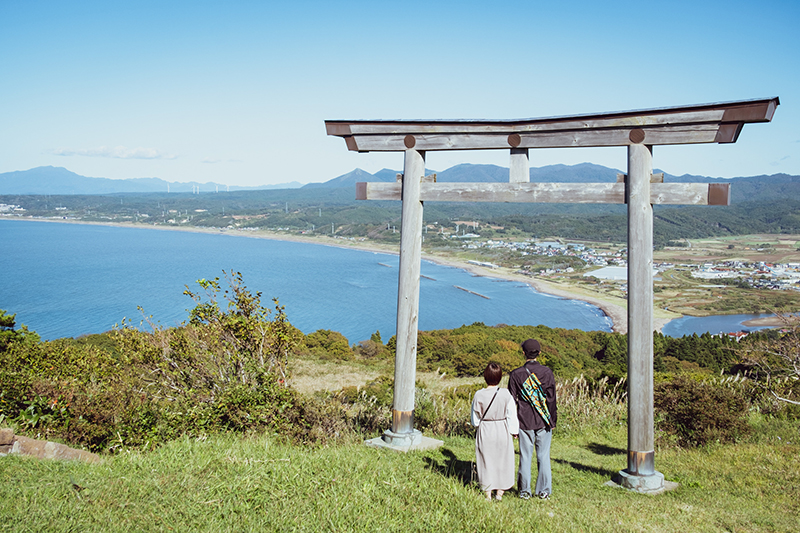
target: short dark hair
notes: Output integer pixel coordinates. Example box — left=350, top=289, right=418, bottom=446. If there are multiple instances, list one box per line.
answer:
left=484, top=362, right=502, bottom=386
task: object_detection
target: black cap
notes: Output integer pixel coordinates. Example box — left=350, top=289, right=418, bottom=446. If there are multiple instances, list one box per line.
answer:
left=521, top=339, right=541, bottom=356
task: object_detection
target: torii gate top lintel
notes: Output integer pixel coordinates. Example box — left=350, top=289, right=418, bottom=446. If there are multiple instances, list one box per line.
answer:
left=326, top=97, right=779, bottom=152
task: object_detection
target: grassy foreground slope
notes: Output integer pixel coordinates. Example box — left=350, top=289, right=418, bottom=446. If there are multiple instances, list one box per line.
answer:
left=2, top=275, right=798, bottom=531
left=1, top=419, right=797, bottom=532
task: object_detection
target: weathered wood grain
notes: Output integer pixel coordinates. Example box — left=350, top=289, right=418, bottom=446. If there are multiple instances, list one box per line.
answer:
left=355, top=181, right=730, bottom=206
left=626, top=143, right=656, bottom=477
left=392, top=149, right=425, bottom=434
left=326, top=98, right=778, bottom=135
left=345, top=125, right=724, bottom=152
left=509, top=148, right=529, bottom=183
left=327, top=98, right=779, bottom=152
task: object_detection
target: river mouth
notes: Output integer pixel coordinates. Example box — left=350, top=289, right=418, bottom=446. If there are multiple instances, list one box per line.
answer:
left=662, top=313, right=781, bottom=337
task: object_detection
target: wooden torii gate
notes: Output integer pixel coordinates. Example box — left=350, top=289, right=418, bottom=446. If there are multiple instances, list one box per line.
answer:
left=326, top=97, right=778, bottom=493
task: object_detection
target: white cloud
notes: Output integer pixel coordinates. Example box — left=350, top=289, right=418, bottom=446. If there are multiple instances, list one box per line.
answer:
left=52, top=146, right=177, bottom=160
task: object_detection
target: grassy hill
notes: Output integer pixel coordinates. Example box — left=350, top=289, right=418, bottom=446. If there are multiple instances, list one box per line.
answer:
left=1, top=412, right=797, bottom=531
left=1, top=275, right=798, bottom=531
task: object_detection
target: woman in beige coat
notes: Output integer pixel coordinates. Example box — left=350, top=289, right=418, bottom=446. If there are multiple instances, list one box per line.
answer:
left=471, top=362, right=519, bottom=501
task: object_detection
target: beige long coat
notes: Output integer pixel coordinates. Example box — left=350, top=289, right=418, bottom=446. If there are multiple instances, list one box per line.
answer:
left=471, top=387, right=519, bottom=491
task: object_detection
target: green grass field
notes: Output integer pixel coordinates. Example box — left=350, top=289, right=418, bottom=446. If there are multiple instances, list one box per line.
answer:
left=2, top=415, right=797, bottom=532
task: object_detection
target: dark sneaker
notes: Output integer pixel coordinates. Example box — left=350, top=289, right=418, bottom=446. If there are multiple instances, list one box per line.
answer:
left=519, top=492, right=531, bottom=500
left=537, top=492, right=550, bottom=500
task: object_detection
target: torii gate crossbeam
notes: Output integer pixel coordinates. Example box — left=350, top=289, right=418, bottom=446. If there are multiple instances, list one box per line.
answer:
left=326, top=97, right=778, bottom=493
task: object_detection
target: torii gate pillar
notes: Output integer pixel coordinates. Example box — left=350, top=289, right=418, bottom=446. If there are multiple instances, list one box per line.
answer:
left=614, top=143, right=664, bottom=491
left=383, top=148, right=426, bottom=446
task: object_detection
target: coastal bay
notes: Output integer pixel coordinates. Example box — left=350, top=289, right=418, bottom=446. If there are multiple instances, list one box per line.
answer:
left=0, top=219, right=613, bottom=341
left=14, top=218, right=637, bottom=332
left=3, top=217, right=782, bottom=338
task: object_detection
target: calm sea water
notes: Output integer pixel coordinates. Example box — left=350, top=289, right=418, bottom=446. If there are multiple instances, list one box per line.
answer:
left=1, top=220, right=777, bottom=341
left=1, top=220, right=615, bottom=342
left=661, top=313, right=777, bottom=337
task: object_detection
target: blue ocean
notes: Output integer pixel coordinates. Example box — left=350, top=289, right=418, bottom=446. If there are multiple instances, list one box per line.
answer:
left=1, top=220, right=775, bottom=341
left=1, top=220, right=616, bottom=342
left=661, top=313, right=776, bottom=337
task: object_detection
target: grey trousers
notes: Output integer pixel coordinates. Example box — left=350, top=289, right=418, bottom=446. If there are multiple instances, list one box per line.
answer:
left=518, top=428, right=552, bottom=496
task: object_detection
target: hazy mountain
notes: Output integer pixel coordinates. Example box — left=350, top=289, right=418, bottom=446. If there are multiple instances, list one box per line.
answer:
left=303, top=167, right=435, bottom=188
left=310, top=162, right=626, bottom=186
left=0, top=166, right=302, bottom=195
left=436, top=163, right=508, bottom=182
left=301, top=168, right=375, bottom=189
left=3, top=165, right=799, bottom=207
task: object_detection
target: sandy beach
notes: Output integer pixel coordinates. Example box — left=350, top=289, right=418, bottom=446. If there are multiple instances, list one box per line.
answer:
left=741, top=315, right=797, bottom=328
left=416, top=254, right=634, bottom=334
left=6, top=217, right=666, bottom=333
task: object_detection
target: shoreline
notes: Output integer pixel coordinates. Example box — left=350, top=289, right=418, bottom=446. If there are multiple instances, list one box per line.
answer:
left=416, top=254, right=635, bottom=334
left=741, top=316, right=795, bottom=328
left=4, top=216, right=670, bottom=333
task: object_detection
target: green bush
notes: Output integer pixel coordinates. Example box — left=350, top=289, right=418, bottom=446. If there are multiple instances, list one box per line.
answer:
left=0, top=310, right=40, bottom=352
left=0, top=273, right=313, bottom=452
left=336, top=375, right=393, bottom=407
left=353, top=339, right=386, bottom=359
left=304, top=329, right=353, bottom=360
left=487, top=350, right=524, bottom=374
left=0, top=371, right=31, bottom=419
left=654, top=375, right=751, bottom=447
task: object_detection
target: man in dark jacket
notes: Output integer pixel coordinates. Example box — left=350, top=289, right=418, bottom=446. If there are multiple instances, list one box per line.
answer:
left=508, top=338, right=557, bottom=500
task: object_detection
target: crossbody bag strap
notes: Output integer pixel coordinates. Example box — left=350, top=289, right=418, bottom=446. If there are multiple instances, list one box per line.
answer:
left=478, top=389, right=500, bottom=425
left=515, top=364, right=532, bottom=399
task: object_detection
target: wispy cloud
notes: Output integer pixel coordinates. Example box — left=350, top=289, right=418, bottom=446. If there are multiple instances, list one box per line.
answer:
left=770, top=155, right=791, bottom=166
left=52, top=146, right=177, bottom=160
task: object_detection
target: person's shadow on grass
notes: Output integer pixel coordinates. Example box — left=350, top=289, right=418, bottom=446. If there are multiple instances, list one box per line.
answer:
left=585, top=442, right=626, bottom=456
left=551, top=442, right=625, bottom=478
left=552, top=458, right=619, bottom=478
left=423, top=448, right=476, bottom=486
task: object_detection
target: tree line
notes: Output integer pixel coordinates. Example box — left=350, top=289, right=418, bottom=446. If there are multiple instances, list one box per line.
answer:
left=4, top=189, right=800, bottom=247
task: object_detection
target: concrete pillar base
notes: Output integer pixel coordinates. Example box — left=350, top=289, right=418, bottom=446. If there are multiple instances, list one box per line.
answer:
left=382, top=428, right=423, bottom=447
left=365, top=430, right=443, bottom=453
left=607, top=470, right=678, bottom=495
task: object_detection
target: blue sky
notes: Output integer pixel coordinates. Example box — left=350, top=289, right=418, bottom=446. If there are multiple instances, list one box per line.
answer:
left=1, top=0, right=798, bottom=186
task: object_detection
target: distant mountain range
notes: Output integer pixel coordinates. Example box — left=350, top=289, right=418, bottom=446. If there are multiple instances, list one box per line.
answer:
left=313, top=162, right=624, bottom=188
left=0, top=166, right=303, bottom=195
left=2, top=164, right=799, bottom=206
left=302, top=163, right=800, bottom=205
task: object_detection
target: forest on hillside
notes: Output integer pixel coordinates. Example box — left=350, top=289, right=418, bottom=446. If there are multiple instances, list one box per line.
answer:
left=3, top=186, right=800, bottom=247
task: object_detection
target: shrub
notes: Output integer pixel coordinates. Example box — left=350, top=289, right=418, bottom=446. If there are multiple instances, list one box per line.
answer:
left=654, top=375, right=751, bottom=447
left=556, top=375, right=627, bottom=432
left=0, top=273, right=315, bottom=452
left=304, top=329, right=353, bottom=360
left=354, top=339, right=385, bottom=359
left=413, top=386, right=474, bottom=437
left=337, top=375, right=393, bottom=407
left=451, top=351, right=485, bottom=377
left=0, top=309, right=40, bottom=352
left=487, top=350, right=524, bottom=374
